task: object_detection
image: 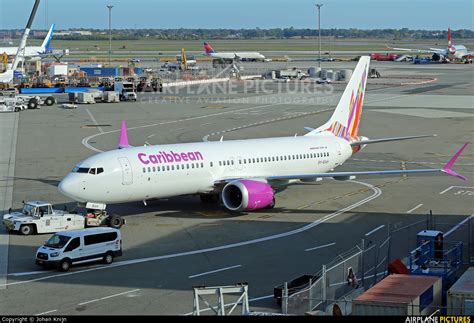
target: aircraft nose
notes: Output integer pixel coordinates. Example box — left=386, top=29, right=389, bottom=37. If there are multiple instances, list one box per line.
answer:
left=58, top=175, right=83, bottom=201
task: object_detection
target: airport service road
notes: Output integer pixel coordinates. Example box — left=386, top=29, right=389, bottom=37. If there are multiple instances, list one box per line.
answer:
left=0, top=62, right=472, bottom=315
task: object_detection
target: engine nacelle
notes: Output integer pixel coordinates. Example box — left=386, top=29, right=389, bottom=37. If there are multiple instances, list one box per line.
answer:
left=222, top=180, right=274, bottom=212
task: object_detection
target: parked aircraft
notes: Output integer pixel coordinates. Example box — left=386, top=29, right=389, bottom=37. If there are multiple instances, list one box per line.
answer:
left=0, top=24, right=55, bottom=58
left=391, top=28, right=473, bottom=63
left=203, top=42, right=266, bottom=61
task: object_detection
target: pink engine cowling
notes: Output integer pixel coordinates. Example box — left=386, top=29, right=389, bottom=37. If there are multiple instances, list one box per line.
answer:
left=222, top=180, right=274, bottom=212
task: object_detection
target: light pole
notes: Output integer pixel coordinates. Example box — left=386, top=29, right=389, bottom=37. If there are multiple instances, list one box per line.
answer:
left=107, top=5, right=114, bottom=66
left=316, top=3, right=323, bottom=68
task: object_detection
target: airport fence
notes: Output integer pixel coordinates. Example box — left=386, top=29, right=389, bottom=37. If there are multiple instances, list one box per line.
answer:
left=282, top=215, right=473, bottom=315
left=285, top=234, right=391, bottom=315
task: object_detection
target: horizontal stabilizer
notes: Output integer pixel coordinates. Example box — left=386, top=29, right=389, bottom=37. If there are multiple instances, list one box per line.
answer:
left=304, top=127, right=315, bottom=133
left=350, top=134, right=436, bottom=146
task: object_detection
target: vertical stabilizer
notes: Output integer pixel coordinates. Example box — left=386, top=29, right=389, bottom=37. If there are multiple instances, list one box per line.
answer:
left=307, top=56, right=370, bottom=138
left=41, top=24, right=55, bottom=51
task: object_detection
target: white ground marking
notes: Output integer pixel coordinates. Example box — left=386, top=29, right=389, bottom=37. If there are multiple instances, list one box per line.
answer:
left=1, top=181, right=381, bottom=287
left=203, top=108, right=332, bottom=142
left=0, top=112, right=18, bottom=290
left=444, top=215, right=474, bottom=237
left=188, top=265, right=242, bottom=278
left=82, top=102, right=289, bottom=152
left=36, top=309, right=58, bottom=315
left=305, top=242, right=336, bottom=252
left=439, top=186, right=474, bottom=195
left=406, top=204, right=423, bottom=214
left=372, top=108, right=474, bottom=119
left=85, top=108, right=104, bottom=133
left=365, top=225, right=385, bottom=236
left=77, top=289, right=141, bottom=306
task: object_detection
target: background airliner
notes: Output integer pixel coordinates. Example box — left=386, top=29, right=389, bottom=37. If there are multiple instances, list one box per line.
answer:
left=0, top=24, right=55, bottom=58
left=203, top=42, right=266, bottom=61
left=392, top=28, right=473, bottom=62
left=58, top=56, right=468, bottom=212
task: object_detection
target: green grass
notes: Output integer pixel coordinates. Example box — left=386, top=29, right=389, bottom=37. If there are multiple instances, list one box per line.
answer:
left=13, top=37, right=474, bottom=61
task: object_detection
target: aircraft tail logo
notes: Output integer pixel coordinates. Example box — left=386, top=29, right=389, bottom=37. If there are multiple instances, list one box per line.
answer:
left=204, top=42, right=215, bottom=55
left=307, top=56, right=370, bottom=139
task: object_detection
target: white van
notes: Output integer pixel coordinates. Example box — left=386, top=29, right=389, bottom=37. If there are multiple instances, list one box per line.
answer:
left=35, top=227, right=122, bottom=271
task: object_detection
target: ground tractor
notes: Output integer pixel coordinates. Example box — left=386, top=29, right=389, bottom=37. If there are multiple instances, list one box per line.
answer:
left=3, top=201, right=124, bottom=235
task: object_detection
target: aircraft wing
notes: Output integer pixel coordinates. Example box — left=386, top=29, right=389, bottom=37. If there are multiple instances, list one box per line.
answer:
left=268, top=143, right=469, bottom=182
left=350, top=134, right=436, bottom=146
left=214, top=143, right=469, bottom=186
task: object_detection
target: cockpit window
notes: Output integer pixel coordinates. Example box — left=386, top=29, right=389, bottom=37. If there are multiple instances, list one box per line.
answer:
left=73, top=167, right=90, bottom=173
left=72, top=167, right=104, bottom=175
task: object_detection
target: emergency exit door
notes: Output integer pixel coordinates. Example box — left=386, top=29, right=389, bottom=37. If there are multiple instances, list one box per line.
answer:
left=118, top=157, right=133, bottom=185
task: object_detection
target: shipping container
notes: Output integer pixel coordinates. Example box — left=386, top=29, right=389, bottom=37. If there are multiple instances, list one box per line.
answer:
left=352, top=274, right=442, bottom=316
left=48, top=64, right=68, bottom=77
left=447, top=267, right=474, bottom=315
left=80, top=67, right=119, bottom=77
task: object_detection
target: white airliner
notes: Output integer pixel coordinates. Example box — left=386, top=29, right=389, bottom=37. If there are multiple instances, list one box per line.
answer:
left=0, top=24, right=55, bottom=58
left=391, top=28, right=473, bottom=63
left=203, top=42, right=266, bottom=61
left=58, top=56, right=469, bottom=212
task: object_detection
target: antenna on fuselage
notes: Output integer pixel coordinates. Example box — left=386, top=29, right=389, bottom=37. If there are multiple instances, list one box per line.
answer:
left=220, top=136, right=224, bottom=142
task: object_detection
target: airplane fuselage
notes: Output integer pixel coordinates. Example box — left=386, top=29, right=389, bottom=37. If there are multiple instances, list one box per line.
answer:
left=0, top=46, right=45, bottom=57
left=59, top=135, right=352, bottom=204
left=208, top=52, right=266, bottom=60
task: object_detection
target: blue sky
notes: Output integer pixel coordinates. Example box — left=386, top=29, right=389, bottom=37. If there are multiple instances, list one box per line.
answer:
left=0, top=0, right=472, bottom=30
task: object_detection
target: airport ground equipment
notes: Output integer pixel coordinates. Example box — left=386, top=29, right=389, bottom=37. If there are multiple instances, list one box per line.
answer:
left=0, top=92, right=55, bottom=109
left=3, top=201, right=124, bottom=235
left=115, top=81, right=137, bottom=101
left=369, top=68, right=381, bottom=78
left=192, top=283, right=250, bottom=316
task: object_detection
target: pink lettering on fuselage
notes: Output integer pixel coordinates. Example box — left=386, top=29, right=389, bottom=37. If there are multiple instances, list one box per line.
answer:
left=138, top=151, right=204, bottom=165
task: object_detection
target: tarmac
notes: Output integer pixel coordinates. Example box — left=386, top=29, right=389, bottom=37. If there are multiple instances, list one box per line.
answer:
left=0, top=60, right=472, bottom=315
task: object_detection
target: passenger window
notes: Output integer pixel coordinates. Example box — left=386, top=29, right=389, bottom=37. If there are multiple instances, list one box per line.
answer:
left=148, top=167, right=151, bottom=173
left=192, top=164, right=195, bottom=169
left=171, top=165, right=174, bottom=171
left=84, top=232, right=117, bottom=245
left=182, top=164, right=185, bottom=170
left=143, top=168, right=146, bottom=173
left=201, top=162, right=204, bottom=168
left=157, top=166, right=160, bottom=172
left=167, top=166, right=170, bottom=171
left=210, top=162, right=213, bottom=167
left=244, top=159, right=246, bottom=164
left=64, top=237, right=80, bottom=252
left=186, top=164, right=189, bottom=169
left=219, top=161, right=221, bottom=166
left=152, top=167, right=156, bottom=172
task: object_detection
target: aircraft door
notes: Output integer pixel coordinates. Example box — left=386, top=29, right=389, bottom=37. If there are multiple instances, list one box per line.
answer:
left=118, top=157, right=133, bottom=185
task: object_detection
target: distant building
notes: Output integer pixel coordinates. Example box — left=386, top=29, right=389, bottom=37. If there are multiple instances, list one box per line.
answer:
left=55, top=30, right=93, bottom=36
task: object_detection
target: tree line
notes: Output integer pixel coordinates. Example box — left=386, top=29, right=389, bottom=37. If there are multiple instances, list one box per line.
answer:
left=3, top=28, right=473, bottom=41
